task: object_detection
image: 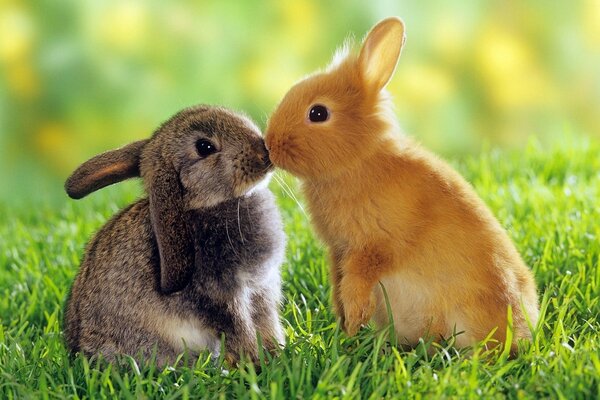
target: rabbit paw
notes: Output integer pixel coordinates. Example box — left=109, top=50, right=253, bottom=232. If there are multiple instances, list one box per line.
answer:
left=224, top=351, right=240, bottom=366
left=342, top=293, right=375, bottom=336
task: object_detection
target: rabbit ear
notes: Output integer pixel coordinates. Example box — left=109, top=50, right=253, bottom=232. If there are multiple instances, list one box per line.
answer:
left=148, top=167, right=195, bottom=294
left=358, top=17, right=406, bottom=93
left=65, top=140, right=149, bottom=199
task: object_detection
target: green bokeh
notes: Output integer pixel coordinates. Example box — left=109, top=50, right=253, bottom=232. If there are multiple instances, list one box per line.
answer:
left=1, top=1, right=599, bottom=204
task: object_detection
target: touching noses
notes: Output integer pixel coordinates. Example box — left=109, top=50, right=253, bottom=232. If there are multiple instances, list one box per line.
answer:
left=264, top=134, right=273, bottom=152
left=264, top=132, right=282, bottom=164
left=255, top=138, right=272, bottom=170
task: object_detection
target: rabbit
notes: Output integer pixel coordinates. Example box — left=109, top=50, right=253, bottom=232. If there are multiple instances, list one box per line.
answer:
left=264, top=17, right=539, bottom=354
left=63, top=105, right=286, bottom=366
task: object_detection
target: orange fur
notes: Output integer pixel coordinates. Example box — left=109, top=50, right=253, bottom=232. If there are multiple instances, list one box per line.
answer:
left=265, top=17, right=539, bottom=352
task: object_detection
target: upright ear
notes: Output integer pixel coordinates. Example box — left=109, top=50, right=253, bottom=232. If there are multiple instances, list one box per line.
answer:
left=65, top=140, right=149, bottom=199
left=358, top=17, right=406, bottom=93
left=148, top=166, right=195, bottom=294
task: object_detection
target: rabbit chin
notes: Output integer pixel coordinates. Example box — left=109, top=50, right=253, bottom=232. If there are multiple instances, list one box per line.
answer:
left=236, top=171, right=273, bottom=198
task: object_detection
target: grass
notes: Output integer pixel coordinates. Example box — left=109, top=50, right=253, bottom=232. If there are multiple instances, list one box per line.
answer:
left=0, top=136, right=599, bottom=399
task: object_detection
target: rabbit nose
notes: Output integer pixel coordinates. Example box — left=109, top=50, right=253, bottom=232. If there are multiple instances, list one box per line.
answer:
left=264, top=135, right=274, bottom=151
left=257, top=141, right=270, bottom=163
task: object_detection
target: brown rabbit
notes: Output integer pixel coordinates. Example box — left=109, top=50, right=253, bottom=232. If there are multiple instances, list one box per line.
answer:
left=264, top=17, right=539, bottom=354
left=64, top=105, right=286, bottom=365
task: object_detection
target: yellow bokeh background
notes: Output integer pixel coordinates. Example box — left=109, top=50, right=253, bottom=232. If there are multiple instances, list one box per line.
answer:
left=1, top=0, right=599, bottom=203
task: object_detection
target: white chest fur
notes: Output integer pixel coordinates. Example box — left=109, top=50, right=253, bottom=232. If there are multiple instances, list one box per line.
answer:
left=160, top=316, right=221, bottom=356
left=371, top=271, right=474, bottom=348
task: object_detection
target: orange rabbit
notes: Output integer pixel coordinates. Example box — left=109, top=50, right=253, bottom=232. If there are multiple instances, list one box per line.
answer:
left=265, top=17, right=539, bottom=353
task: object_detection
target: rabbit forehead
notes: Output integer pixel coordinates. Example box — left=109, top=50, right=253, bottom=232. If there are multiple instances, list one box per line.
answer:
left=168, top=107, right=260, bottom=139
left=146, top=107, right=262, bottom=156
left=266, top=70, right=361, bottom=138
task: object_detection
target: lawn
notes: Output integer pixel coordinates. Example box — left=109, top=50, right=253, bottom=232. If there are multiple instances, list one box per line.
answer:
left=0, top=137, right=598, bottom=399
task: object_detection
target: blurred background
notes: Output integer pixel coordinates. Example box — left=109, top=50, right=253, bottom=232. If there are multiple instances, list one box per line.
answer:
left=1, top=0, right=599, bottom=205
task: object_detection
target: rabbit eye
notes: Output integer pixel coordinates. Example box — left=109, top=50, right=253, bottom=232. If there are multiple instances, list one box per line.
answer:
left=308, top=104, right=330, bottom=123
left=195, top=139, right=217, bottom=158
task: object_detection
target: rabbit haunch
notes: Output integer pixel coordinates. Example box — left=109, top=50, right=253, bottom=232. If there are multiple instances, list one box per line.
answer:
left=265, top=18, right=539, bottom=354
left=64, top=106, right=286, bottom=365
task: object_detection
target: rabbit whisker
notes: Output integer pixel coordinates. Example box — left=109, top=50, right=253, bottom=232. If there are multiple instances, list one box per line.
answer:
left=258, top=163, right=273, bottom=174
left=237, top=198, right=245, bottom=244
left=224, top=218, right=241, bottom=259
left=273, top=172, right=308, bottom=218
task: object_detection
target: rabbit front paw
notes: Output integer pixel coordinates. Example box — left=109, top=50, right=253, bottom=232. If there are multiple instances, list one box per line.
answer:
left=342, top=293, right=375, bottom=336
left=224, top=348, right=259, bottom=366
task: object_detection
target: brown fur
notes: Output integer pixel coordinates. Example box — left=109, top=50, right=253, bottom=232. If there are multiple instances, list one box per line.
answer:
left=64, top=106, right=286, bottom=365
left=265, top=17, right=539, bottom=353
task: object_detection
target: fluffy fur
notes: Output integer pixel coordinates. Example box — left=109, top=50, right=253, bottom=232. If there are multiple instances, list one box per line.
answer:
left=265, top=17, right=539, bottom=353
left=64, top=106, right=286, bottom=365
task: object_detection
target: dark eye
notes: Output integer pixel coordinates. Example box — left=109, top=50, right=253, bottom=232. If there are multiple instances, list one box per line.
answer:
left=308, top=104, right=330, bottom=123
left=195, top=139, right=217, bottom=158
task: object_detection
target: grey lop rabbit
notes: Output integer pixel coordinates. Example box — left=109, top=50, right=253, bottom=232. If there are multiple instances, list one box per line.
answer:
left=64, top=105, right=286, bottom=365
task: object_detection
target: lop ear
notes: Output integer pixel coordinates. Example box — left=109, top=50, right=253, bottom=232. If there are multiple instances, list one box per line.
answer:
left=358, top=17, right=406, bottom=93
left=65, top=140, right=149, bottom=199
left=148, top=166, right=195, bottom=294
